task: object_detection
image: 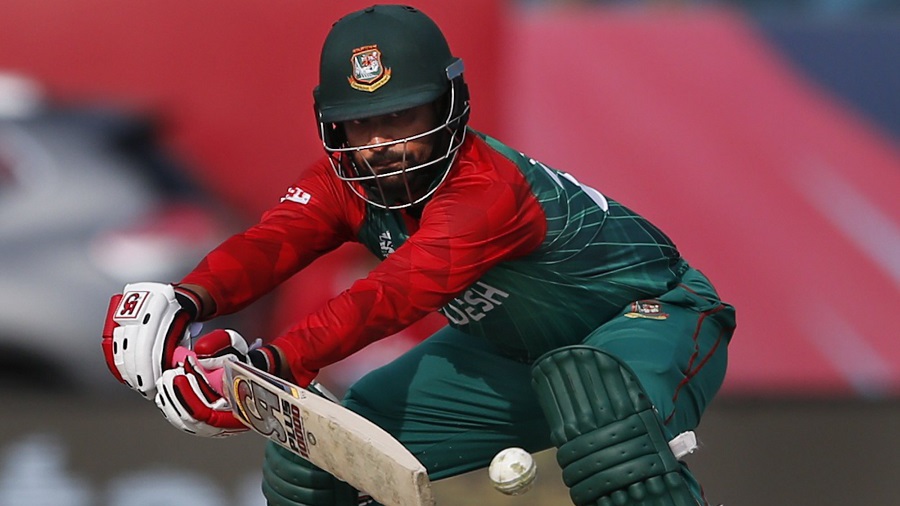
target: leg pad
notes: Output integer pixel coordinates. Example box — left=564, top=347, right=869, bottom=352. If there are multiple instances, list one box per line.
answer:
left=262, top=442, right=359, bottom=506
left=532, top=346, right=697, bottom=506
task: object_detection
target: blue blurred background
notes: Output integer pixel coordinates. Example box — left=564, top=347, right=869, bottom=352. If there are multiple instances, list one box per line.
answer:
left=0, top=1, right=897, bottom=504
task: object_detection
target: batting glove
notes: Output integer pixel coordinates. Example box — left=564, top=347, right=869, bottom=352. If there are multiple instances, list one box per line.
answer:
left=154, top=329, right=250, bottom=438
left=102, top=282, right=203, bottom=399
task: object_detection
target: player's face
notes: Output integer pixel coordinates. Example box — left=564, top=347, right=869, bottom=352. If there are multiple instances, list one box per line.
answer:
left=342, top=103, right=439, bottom=206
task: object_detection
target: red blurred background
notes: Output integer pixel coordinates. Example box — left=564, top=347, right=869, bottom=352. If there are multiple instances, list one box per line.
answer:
left=1, top=0, right=898, bottom=398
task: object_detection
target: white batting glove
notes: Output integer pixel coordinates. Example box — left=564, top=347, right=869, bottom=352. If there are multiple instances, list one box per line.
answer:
left=102, top=282, right=203, bottom=399
left=154, top=330, right=250, bottom=438
left=155, top=357, right=248, bottom=438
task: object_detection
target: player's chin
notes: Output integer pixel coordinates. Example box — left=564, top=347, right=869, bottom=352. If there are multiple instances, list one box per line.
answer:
left=363, top=181, right=420, bottom=207
left=378, top=189, right=413, bottom=206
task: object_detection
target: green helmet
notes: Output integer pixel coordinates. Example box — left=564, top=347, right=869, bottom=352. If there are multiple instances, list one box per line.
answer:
left=314, top=5, right=470, bottom=209
left=315, top=4, right=465, bottom=122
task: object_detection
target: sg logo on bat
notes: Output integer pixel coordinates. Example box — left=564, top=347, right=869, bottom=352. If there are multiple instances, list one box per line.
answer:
left=231, top=374, right=313, bottom=459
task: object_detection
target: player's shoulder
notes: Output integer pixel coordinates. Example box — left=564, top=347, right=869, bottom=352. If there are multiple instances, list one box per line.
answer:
left=269, top=154, right=364, bottom=224
left=428, top=132, right=546, bottom=220
left=463, top=130, right=528, bottom=168
left=451, top=131, right=534, bottom=186
left=286, top=155, right=355, bottom=200
left=299, top=154, right=342, bottom=180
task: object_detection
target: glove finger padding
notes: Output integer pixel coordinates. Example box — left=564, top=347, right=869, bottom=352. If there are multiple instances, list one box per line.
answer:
left=101, top=294, right=125, bottom=384
left=102, top=282, right=199, bottom=399
left=192, top=328, right=281, bottom=380
left=194, top=329, right=250, bottom=372
left=155, top=357, right=247, bottom=438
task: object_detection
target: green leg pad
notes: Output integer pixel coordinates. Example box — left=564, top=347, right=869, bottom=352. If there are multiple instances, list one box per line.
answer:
left=532, top=346, right=698, bottom=506
left=262, top=442, right=360, bottom=506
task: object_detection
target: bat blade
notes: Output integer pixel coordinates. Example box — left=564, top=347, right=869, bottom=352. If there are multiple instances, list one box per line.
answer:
left=224, top=360, right=434, bottom=506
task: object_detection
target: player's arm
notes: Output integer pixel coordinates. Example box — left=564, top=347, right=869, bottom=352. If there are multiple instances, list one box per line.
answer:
left=179, top=162, right=356, bottom=317
left=101, top=160, right=350, bottom=395
left=271, top=169, right=548, bottom=386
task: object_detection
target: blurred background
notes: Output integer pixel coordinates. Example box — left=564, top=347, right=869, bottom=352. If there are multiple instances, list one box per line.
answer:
left=0, top=0, right=898, bottom=504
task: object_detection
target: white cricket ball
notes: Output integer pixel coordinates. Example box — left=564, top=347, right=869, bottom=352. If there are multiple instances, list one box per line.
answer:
left=488, top=447, right=537, bottom=495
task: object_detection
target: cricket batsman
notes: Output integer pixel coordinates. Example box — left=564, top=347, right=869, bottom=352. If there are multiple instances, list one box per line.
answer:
left=102, top=4, right=736, bottom=505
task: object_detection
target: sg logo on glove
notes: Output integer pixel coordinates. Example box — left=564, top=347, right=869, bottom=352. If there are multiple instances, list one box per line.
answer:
left=117, top=291, right=150, bottom=320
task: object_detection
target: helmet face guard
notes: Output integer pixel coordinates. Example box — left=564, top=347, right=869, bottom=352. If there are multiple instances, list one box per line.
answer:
left=313, top=5, right=471, bottom=209
left=319, top=70, right=469, bottom=209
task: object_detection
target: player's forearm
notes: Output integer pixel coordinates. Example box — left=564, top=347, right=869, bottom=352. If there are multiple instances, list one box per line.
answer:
left=179, top=210, right=344, bottom=318
left=271, top=277, right=436, bottom=386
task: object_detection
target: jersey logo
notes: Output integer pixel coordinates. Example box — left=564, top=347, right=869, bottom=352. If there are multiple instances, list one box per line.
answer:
left=378, top=231, right=395, bottom=256
left=348, top=45, right=391, bottom=92
left=281, top=186, right=312, bottom=205
left=624, top=300, right=669, bottom=320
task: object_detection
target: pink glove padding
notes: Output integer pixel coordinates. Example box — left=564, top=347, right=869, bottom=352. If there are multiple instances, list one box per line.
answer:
left=172, top=346, right=227, bottom=396
left=154, top=355, right=247, bottom=438
left=174, top=328, right=251, bottom=394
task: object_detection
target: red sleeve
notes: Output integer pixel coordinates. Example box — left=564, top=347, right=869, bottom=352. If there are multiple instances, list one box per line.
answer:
left=180, top=159, right=362, bottom=316
left=272, top=143, right=547, bottom=385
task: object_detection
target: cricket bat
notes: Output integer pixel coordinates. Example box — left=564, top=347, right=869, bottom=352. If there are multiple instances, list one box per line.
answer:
left=223, top=360, right=435, bottom=506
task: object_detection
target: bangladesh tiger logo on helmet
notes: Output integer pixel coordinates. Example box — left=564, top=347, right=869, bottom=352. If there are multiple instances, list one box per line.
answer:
left=348, top=45, right=391, bottom=92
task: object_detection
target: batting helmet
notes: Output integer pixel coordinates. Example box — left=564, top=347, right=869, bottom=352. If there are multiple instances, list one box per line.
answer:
left=314, top=5, right=470, bottom=209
